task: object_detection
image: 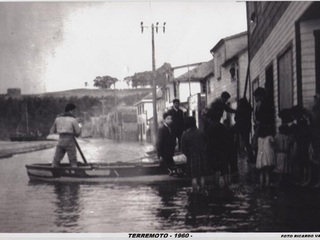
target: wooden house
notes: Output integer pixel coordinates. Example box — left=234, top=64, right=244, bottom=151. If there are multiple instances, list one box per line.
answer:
left=207, top=31, right=248, bottom=124
left=246, top=1, right=320, bottom=130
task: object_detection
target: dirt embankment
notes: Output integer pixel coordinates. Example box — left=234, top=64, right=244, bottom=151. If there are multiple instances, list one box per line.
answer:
left=0, top=140, right=56, bottom=159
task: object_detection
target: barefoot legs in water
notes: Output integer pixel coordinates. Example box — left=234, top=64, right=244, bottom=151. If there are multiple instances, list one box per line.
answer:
left=192, top=176, right=206, bottom=192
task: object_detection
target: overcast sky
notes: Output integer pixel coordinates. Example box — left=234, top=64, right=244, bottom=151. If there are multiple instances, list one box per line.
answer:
left=0, top=1, right=247, bottom=94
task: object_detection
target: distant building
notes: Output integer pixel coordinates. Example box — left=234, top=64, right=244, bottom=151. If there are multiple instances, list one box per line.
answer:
left=6, top=88, right=22, bottom=99
left=134, top=93, right=153, bottom=142
left=207, top=31, right=248, bottom=111
left=188, top=93, right=207, bottom=130
left=160, top=62, right=205, bottom=122
left=175, top=60, right=214, bottom=129
left=107, top=103, right=138, bottom=141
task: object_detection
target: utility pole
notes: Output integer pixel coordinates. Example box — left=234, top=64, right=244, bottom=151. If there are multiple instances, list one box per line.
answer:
left=114, top=81, right=119, bottom=141
left=141, top=21, right=166, bottom=143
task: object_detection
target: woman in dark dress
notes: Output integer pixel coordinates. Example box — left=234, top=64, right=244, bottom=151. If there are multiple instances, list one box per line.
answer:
left=181, top=117, right=206, bottom=192
left=205, top=120, right=230, bottom=188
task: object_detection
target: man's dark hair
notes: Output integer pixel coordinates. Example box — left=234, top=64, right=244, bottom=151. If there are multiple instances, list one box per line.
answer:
left=253, top=87, right=266, bottom=97
left=221, top=91, right=231, bottom=99
left=290, top=105, right=304, bottom=119
left=184, top=116, right=196, bottom=129
left=65, top=103, right=76, bottom=112
left=279, top=124, right=290, bottom=135
left=259, top=125, right=273, bottom=138
left=173, top=99, right=180, bottom=104
left=279, top=108, right=292, bottom=124
left=163, top=111, right=172, bottom=120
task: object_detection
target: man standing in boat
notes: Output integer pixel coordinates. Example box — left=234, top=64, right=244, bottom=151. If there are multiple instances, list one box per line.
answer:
left=50, top=103, right=81, bottom=168
left=156, top=112, right=176, bottom=169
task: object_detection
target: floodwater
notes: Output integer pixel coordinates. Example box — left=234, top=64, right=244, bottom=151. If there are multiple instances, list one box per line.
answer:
left=0, top=139, right=320, bottom=233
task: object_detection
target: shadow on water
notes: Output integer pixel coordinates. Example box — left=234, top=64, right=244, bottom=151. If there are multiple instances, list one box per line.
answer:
left=150, top=181, right=249, bottom=232
left=26, top=176, right=320, bottom=232
left=53, top=183, right=81, bottom=231
left=148, top=179, right=320, bottom=232
left=185, top=188, right=238, bottom=232
left=27, top=182, right=82, bottom=232
left=5, top=139, right=320, bottom=232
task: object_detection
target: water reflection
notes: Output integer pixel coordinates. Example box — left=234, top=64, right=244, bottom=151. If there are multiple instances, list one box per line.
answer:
left=151, top=182, right=238, bottom=231
left=2, top=140, right=320, bottom=232
left=53, top=183, right=80, bottom=231
left=185, top=187, right=241, bottom=232
left=155, top=183, right=182, bottom=220
left=151, top=181, right=280, bottom=232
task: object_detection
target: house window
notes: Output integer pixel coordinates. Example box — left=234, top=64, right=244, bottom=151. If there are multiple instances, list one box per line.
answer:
left=230, top=63, right=237, bottom=82
left=277, top=47, right=293, bottom=111
left=248, top=2, right=257, bottom=34
left=207, top=79, right=211, bottom=94
left=201, top=81, right=206, bottom=94
left=166, top=88, right=170, bottom=102
left=173, top=82, right=177, bottom=98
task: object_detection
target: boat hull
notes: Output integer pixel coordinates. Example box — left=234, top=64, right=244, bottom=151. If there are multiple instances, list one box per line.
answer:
left=25, top=162, right=188, bottom=183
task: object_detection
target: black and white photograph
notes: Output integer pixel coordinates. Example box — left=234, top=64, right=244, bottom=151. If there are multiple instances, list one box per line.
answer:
left=0, top=1, right=320, bottom=239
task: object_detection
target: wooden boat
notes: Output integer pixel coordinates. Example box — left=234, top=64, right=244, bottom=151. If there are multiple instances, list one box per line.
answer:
left=25, top=136, right=188, bottom=183
left=25, top=160, right=188, bottom=183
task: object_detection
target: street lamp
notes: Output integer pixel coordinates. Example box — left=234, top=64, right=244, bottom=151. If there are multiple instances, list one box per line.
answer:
left=141, top=21, right=166, bottom=143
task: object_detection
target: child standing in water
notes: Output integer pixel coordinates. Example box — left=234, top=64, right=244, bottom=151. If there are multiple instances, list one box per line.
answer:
left=181, top=117, right=206, bottom=192
left=274, top=125, right=291, bottom=184
left=256, top=126, right=276, bottom=187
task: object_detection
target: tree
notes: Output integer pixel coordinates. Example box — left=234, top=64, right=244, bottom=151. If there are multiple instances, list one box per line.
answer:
left=131, top=63, right=173, bottom=88
left=131, top=71, right=153, bottom=88
left=93, top=76, right=118, bottom=89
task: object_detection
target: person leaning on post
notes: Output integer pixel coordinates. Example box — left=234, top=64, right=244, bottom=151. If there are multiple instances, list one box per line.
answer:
left=181, top=116, right=206, bottom=192
left=50, top=103, right=81, bottom=168
left=208, top=91, right=236, bottom=123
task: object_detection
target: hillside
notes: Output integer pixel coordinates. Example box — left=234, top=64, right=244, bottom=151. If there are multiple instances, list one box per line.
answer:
left=39, top=88, right=152, bottom=100
left=0, top=88, right=153, bottom=139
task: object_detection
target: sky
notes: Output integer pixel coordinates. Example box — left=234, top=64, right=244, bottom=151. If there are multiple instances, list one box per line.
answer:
left=0, top=1, right=247, bottom=94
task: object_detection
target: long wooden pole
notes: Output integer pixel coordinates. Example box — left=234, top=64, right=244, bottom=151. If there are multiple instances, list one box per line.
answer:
left=73, top=136, right=88, bottom=164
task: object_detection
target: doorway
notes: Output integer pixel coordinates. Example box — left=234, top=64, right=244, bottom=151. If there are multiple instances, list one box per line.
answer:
left=265, top=64, right=276, bottom=133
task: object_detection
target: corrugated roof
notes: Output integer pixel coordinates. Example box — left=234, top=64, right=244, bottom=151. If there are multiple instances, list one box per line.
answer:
left=174, top=59, right=214, bottom=82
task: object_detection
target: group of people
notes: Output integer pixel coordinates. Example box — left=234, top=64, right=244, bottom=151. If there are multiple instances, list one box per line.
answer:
left=253, top=90, right=320, bottom=188
left=156, top=93, right=241, bottom=192
left=50, top=90, right=320, bottom=191
left=157, top=88, right=320, bottom=191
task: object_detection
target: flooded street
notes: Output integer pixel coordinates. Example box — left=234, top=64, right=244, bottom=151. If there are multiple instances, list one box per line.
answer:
left=0, top=139, right=320, bottom=233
